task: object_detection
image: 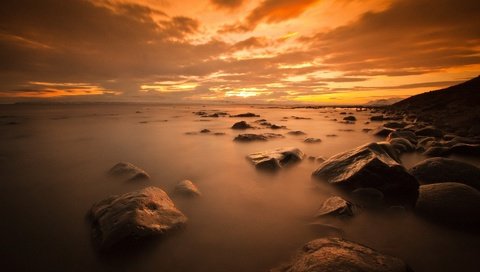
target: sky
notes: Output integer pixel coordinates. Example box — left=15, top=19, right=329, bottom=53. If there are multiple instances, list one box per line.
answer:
left=0, top=0, right=479, bottom=104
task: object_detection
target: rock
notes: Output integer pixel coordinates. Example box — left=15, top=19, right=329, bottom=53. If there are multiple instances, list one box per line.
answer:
left=174, top=180, right=201, bottom=197
left=362, top=128, right=372, bottom=132
left=108, top=162, right=150, bottom=181
left=387, top=130, right=418, bottom=144
left=423, top=146, right=450, bottom=157
left=304, top=138, right=322, bottom=143
left=270, top=124, right=286, bottom=129
left=449, top=143, right=480, bottom=156
left=231, top=121, right=253, bottom=130
left=352, top=188, right=384, bottom=208
left=326, top=134, right=338, bottom=137
left=343, top=116, right=356, bottom=121
left=416, top=183, right=480, bottom=228
left=88, top=187, right=187, bottom=249
left=373, top=126, right=395, bottom=137
left=200, top=129, right=210, bottom=133
left=389, top=138, right=416, bottom=153
left=316, top=156, right=326, bottom=163
left=417, top=137, right=436, bottom=150
left=370, top=115, right=385, bottom=121
left=288, top=130, right=306, bottom=135
left=214, top=132, right=226, bottom=136
left=234, top=133, right=284, bottom=142
left=308, top=156, right=316, bottom=161
left=409, top=158, right=480, bottom=190
left=247, top=147, right=304, bottom=171
left=384, top=121, right=407, bottom=129
left=271, top=237, right=412, bottom=272
left=308, top=222, right=344, bottom=237
left=316, top=196, right=355, bottom=218
left=415, top=126, right=443, bottom=138
left=312, top=142, right=418, bottom=206
left=230, top=112, right=259, bottom=118
left=291, top=116, right=312, bottom=120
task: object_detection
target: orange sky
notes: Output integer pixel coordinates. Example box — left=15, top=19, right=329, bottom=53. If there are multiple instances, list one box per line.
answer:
left=0, top=0, right=479, bottom=104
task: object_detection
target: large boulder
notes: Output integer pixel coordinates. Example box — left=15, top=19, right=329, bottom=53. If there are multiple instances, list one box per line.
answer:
left=271, top=237, right=412, bottom=272
left=247, top=147, right=304, bottom=171
left=416, top=183, right=480, bottom=228
left=409, top=158, right=480, bottom=190
left=312, top=142, right=419, bottom=206
left=108, top=162, right=150, bottom=181
left=88, top=187, right=187, bottom=249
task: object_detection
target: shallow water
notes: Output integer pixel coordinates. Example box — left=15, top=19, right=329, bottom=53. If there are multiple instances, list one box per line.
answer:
left=0, top=104, right=479, bottom=272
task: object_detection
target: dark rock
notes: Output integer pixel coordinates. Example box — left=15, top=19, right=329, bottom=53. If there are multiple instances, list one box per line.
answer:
left=174, top=180, right=201, bottom=197
left=326, top=134, right=338, bottom=137
left=415, top=126, right=443, bottom=138
left=449, top=143, right=480, bottom=156
left=316, top=196, right=355, bottom=218
left=108, top=162, right=150, bottom=181
left=88, top=187, right=187, bottom=249
left=387, top=130, right=418, bottom=144
left=304, top=138, right=322, bottom=143
left=312, top=142, right=418, bottom=206
left=384, top=121, right=407, bottom=129
left=231, top=121, right=253, bottom=130
left=271, top=237, right=412, bottom=272
left=362, top=128, right=372, bottom=132
left=291, top=116, right=312, bottom=120
left=288, top=130, right=306, bottom=135
left=343, top=116, right=357, bottom=121
left=423, top=146, right=450, bottom=157
left=351, top=188, right=384, bottom=208
left=373, top=126, right=395, bottom=137
left=416, top=183, right=480, bottom=228
left=231, top=112, right=259, bottom=118
left=214, top=132, right=226, bottom=136
left=389, top=138, right=416, bottom=153
left=247, top=147, right=304, bottom=171
left=370, top=115, right=385, bottom=121
left=409, top=158, right=480, bottom=190
left=200, top=129, right=210, bottom=133
left=234, top=133, right=284, bottom=142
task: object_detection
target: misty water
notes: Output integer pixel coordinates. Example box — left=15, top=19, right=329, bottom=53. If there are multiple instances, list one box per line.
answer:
left=1, top=104, right=479, bottom=272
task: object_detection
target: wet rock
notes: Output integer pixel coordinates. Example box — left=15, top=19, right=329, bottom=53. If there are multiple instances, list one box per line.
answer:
left=449, top=143, right=480, bottom=156
left=370, top=115, right=385, bottom=121
left=362, top=128, right=372, bottom=132
left=373, top=126, right=395, bottom=137
left=200, top=129, right=210, bottom=133
left=230, top=112, right=259, bottom=118
left=352, top=188, right=384, bottom=208
left=423, top=146, right=450, bottom=157
left=416, top=183, right=480, bottom=228
left=316, top=196, right=355, bottom=218
left=416, top=137, right=436, bottom=151
left=231, top=121, right=253, bottom=130
left=214, top=132, right=226, bottom=136
left=174, top=180, right=201, bottom=197
left=271, top=237, right=412, bottom=272
left=409, top=158, right=480, bottom=190
left=88, top=187, right=187, bottom=249
left=343, top=116, right=357, bottom=121
left=384, top=121, right=407, bottom=129
left=312, top=142, right=418, bottom=206
left=234, top=133, right=284, bottom=142
left=247, top=147, right=304, bottom=171
left=415, top=126, right=443, bottom=138
left=288, top=130, right=306, bottom=135
left=291, top=116, right=312, bottom=120
left=304, top=138, right=322, bottom=143
left=308, top=223, right=344, bottom=237
left=389, top=138, right=416, bottom=153
left=108, top=162, right=150, bottom=181
left=387, top=130, right=418, bottom=144
left=326, top=134, right=338, bottom=137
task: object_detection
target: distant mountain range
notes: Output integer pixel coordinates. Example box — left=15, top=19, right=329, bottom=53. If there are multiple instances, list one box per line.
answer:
left=391, top=75, right=480, bottom=136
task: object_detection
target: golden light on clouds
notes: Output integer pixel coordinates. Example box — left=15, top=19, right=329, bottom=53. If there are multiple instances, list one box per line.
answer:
left=0, top=0, right=479, bottom=104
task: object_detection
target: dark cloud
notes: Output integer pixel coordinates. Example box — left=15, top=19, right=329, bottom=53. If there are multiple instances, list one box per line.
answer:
left=221, top=0, right=321, bottom=32
left=211, top=0, right=245, bottom=9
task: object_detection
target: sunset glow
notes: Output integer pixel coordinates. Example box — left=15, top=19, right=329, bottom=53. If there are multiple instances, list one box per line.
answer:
left=1, top=0, right=479, bottom=104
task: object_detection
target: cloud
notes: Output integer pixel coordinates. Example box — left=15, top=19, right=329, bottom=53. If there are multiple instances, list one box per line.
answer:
left=221, top=0, right=322, bottom=32
left=211, top=0, right=245, bottom=9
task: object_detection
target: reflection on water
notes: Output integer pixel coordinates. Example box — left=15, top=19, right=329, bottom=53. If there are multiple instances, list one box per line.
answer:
left=0, top=104, right=479, bottom=272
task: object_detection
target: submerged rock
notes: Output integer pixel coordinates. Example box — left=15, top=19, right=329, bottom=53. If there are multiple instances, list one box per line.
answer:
left=231, top=121, right=253, bottom=130
left=312, top=142, right=418, bottom=206
left=108, top=162, right=150, bottom=181
left=230, top=112, right=259, bottom=118
left=234, top=133, right=284, bottom=142
left=343, top=116, right=357, bottom=121
left=373, top=126, right=395, bottom=137
left=416, top=183, right=480, bottom=228
left=409, top=158, right=480, bottom=190
left=316, top=196, right=355, bottom=218
left=247, top=147, right=304, bottom=171
left=288, top=130, right=306, bottom=135
left=174, top=180, right=201, bottom=197
left=88, top=187, right=187, bottom=249
left=271, top=237, right=412, bottom=272
left=200, top=129, right=211, bottom=133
